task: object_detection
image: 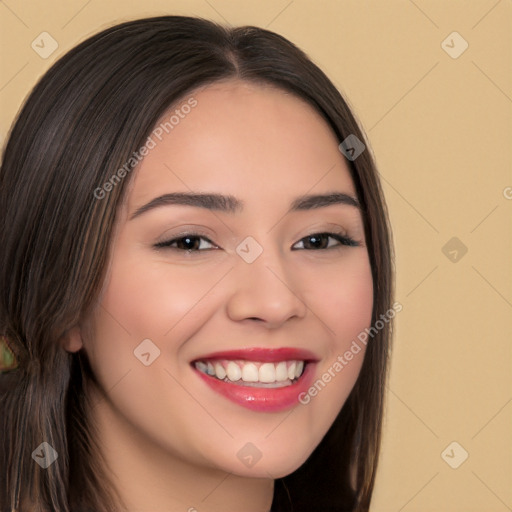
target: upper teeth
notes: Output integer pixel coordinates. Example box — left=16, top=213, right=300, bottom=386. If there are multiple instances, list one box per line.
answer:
left=194, top=360, right=305, bottom=383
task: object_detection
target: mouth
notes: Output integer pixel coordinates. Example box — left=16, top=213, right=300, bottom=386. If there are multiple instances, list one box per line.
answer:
left=191, top=347, right=318, bottom=412
left=193, top=359, right=306, bottom=388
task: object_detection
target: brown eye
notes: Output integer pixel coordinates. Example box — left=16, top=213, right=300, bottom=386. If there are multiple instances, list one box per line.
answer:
left=292, top=232, right=360, bottom=251
left=154, top=234, right=218, bottom=251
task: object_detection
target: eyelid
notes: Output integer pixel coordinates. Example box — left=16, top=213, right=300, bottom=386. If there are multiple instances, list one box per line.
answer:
left=153, top=229, right=360, bottom=252
left=154, top=225, right=217, bottom=246
left=291, top=231, right=360, bottom=250
left=154, top=231, right=219, bottom=250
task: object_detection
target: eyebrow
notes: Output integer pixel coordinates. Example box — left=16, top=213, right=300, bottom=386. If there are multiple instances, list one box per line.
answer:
left=129, top=191, right=360, bottom=220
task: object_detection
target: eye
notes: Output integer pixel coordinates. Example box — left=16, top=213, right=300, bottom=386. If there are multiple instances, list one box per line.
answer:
left=292, top=232, right=360, bottom=250
left=154, top=233, right=219, bottom=252
left=154, top=231, right=360, bottom=253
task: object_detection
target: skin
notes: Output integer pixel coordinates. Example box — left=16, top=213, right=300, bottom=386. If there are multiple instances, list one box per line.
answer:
left=64, top=79, right=374, bottom=512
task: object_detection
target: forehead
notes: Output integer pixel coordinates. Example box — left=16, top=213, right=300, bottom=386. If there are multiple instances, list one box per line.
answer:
left=125, top=80, right=356, bottom=212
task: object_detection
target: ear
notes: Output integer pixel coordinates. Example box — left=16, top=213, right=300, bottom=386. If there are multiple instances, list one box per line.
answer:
left=61, top=326, right=84, bottom=353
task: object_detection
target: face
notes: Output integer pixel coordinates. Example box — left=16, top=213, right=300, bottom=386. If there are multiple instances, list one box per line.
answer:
left=78, top=80, right=373, bottom=479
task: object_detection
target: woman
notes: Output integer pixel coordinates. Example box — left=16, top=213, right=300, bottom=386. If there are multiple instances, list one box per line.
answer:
left=0, top=15, right=394, bottom=512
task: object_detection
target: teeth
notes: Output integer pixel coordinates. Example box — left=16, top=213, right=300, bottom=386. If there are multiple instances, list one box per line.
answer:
left=195, top=359, right=307, bottom=385
left=275, top=362, right=288, bottom=381
left=259, top=363, right=276, bottom=383
left=226, top=361, right=242, bottom=381
left=295, top=361, right=304, bottom=379
left=214, top=362, right=226, bottom=380
left=288, top=362, right=296, bottom=380
left=242, top=363, right=259, bottom=382
left=196, top=361, right=208, bottom=374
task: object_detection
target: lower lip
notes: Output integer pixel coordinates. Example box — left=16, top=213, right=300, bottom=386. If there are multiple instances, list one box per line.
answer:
left=193, top=362, right=316, bottom=412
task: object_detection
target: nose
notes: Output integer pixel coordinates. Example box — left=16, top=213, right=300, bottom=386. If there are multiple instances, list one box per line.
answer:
left=225, top=245, right=308, bottom=329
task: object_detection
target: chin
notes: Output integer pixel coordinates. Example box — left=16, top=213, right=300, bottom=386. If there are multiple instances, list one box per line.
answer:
left=224, top=448, right=314, bottom=480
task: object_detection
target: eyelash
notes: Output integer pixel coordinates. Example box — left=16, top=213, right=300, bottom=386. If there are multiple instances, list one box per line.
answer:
left=154, top=231, right=360, bottom=252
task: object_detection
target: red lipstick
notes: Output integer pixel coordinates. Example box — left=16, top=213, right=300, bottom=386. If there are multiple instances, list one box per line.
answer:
left=191, top=347, right=318, bottom=412
left=194, top=347, right=318, bottom=363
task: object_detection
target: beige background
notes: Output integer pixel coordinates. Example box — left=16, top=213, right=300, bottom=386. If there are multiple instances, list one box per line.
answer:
left=1, top=1, right=511, bottom=510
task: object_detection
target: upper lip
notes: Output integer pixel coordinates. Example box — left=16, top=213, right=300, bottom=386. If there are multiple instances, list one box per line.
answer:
left=192, top=347, right=319, bottom=363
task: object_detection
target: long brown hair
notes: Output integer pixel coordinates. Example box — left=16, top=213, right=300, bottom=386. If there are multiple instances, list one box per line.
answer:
left=0, top=15, right=393, bottom=511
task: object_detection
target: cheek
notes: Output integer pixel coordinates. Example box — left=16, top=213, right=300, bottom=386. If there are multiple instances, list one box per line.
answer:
left=326, top=253, right=373, bottom=386
left=303, top=251, right=374, bottom=346
left=328, top=260, right=374, bottom=342
left=95, top=256, right=217, bottom=344
left=81, top=249, right=230, bottom=404
left=288, top=253, right=373, bottom=438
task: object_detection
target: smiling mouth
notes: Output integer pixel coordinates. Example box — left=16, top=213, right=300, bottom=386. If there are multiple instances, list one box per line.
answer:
left=193, top=359, right=306, bottom=388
